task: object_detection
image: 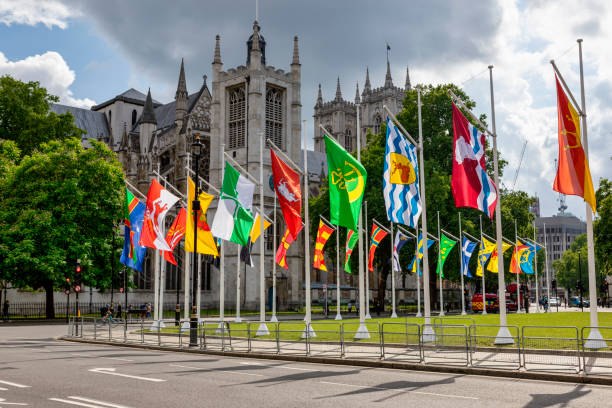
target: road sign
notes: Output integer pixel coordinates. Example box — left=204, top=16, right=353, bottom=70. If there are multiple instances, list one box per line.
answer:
left=74, top=285, right=81, bottom=293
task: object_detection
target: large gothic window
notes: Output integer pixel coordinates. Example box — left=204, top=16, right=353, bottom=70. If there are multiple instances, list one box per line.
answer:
left=345, top=128, right=353, bottom=152
left=228, top=86, right=246, bottom=150
left=265, top=86, right=284, bottom=150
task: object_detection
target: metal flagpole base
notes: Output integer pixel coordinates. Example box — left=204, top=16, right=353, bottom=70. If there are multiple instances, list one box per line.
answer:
left=416, top=312, right=423, bottom=318
left=334, top=313, right=342, bottom=321
left=494, top=326, right=515, bottom=345
left=365, top=313, right=372, bottom=320
left=255, top=322, right=270, bottom=337
left=215, top=321, right=225, bottom=335
left=584, top=328, right=607, bottom=349
left=234, top=316, right=242, bottom=323
left=301, top=324, right=316, bottom=339
left=390, top=312, right=398, bottom=318
left=354, top=323, right=370, bottom=340
left=180, top=321, right=190, bottom=332
left=461, top=311, right=467, bottom=316
left=198, top=317, right=204, bottom=324
left=150, top=320, right=162, bottom=331
left=439, top=311, right=445, bottom=316
left=422, top=325, right=436, bottom=343
left=270, top=315, right=278, bottom=323
left=517, top=310, right=525, bottom=314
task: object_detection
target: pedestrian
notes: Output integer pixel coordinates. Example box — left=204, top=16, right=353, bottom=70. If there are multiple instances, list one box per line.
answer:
left=146, top=303, right=152, bottom=319
left=117, top=302, right=122, bottom=320
left=2, top=300, right=9, bottom=322
left=109, top=303, right=115, bottom=318
left=100, top=304, right=108, bottom=318
left=524, top=295, right=529, bottom=313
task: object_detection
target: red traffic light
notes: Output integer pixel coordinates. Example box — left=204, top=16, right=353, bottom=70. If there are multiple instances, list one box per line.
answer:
left=66, top=277, right=70, bottom=283
left=74, top=285, right=81, bottom=293
left=119, top=287, right=124, bottom=293
left=76, top=266, right=81, bottom=273
left=65, top=289, right=70, bottom=295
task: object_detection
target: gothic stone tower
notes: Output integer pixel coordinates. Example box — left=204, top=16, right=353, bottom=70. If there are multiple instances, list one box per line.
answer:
left=209, top=21, right=302, bottom=309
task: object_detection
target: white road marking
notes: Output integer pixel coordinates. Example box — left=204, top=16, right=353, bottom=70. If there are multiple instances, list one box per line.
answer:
left=169, top=364, right=200, bottom=370
left=32, top=348, right=52, bottom=353
left=0, top=398, right=28, bottom=406
left=69, top=354, right=133, bottom=362
left=319, top=381, right=479, bottom=400
left=218, top=370, right=263, bottom=377
left=0, top=381, right=30, bottom=389
left=100, top=357, right=134, bottom=362
left=88, top=368, right=165, bottom=383
left=67, top=396, right=133, bottom=408
left=278, top=366, right=316, bottom=371
left=239, top=362, right=262, bottom=366
left=49, top=398, right=106, bottom=407
left=0, top=387, right=8, bottom=391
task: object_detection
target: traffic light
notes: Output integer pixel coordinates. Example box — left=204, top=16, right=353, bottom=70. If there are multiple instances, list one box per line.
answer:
left=74, top=259, right=82, bottom=292
left=552, top=279, right=557, bottom=290
left=64, top=277, right=71, bottom=294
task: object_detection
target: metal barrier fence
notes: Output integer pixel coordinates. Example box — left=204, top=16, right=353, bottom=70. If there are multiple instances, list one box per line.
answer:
left=65, top=319, right=612, bottom=375
left=522, top=325, right=580, bottom=373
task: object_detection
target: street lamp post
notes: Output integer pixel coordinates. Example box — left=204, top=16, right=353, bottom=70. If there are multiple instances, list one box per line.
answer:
left=189, top=134, right=202, bottom=346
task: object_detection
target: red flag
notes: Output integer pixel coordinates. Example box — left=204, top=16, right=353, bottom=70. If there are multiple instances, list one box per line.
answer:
left=313, top=220, right=335, bottom=271
left=553, top=76, right=596, bottom=213
left=368, top=222, right=388, bottom=272
left=275, top=227, right=298, bottom=270
left=270, top=149, right=302, bottom=239
left=140, top=179, right=180, bottom=250
left=163, top=207, right=187, bottom=265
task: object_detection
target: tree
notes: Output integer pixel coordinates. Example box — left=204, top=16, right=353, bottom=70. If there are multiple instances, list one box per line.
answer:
left=552, top=234, right=599, bottom=297
left=594, top=177, right=612, bottom=277
left=0, top=138, right=124, bottom=318
left=0, top=75, right=83, bottom=156
left=310, top=83, right=536, bottom=313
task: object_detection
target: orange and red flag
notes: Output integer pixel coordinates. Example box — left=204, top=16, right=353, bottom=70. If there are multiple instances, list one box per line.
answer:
left=313, top=220, right=335, bottom=271
left=553, top=76, right=596, bottom=213
left=163, top=207, right=186, bottom=265
left=275, top=227, right=297, bottom=270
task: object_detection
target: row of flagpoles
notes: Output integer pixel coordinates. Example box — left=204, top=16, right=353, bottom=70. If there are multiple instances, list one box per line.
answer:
left=118, top=39, right=602, bottom=346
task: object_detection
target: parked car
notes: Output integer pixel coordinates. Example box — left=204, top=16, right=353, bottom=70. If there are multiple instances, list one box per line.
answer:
left=568, top=296, right=590, bottom=307
left=549, top=297, right=560, bottom=307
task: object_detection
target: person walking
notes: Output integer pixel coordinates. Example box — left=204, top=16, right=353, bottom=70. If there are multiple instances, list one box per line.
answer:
left=2, top=300, right=9, bottom=322
left=146, top=303, right=152, bottom=319
left=117, top=302, right=122, bottom=320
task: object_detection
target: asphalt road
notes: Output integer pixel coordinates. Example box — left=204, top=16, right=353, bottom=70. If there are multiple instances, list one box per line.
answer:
left=1, top=324, right=611, bottom=407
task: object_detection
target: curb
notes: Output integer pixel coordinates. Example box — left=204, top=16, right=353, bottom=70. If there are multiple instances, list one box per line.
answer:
left=61, top=337, right=612, bottom=386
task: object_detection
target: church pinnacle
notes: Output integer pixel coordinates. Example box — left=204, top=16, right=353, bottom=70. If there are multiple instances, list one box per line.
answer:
left=316, top=83, right=323, bottom=106
left=364, top=66, right=371, bottom=93
left=335, top=77, right=342, bottom=102
left=405, top=66, right=411, bottom=90
left=385, top=59, right=393, bottom=88
left=292, top=36, right=300, bottom=65
left=176, top=58, right=187, bottom=99
left=213, top=35, right=222, bottom=64
left=355, top=82, right=360, bottom=104
left=252, top=21, right=261, bottom=51
left=141, top=88, right=157, bottom=125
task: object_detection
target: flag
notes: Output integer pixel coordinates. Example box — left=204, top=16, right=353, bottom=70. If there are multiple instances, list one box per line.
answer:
left=344, top=229, right=358, bottom=274
left=475, top=237, right=497, bottom=277
left=409, top=234, right=435, bottom=275
left=271, top=149, right=302, bottom=239
left=120, top=189, right=147, bottom=271
left=163, top=207, right=186, bottom=265
left=383, top=117, right=421, bottom=227
left=461, top=236, right=477, bottom=278
left=325, top=135, right=367, bottom=231
left=392, top=231, right=411, bottom=273
left=140, top=179, right=180, bottom=251
left=275, top=228, right=296, bottom=270
left=451, top=103, right=498, bottom=219
left=435, top=233, right=457, bottom=278
left=240, top=213, right=271, bottom=267
left=553, top=76, right=596, bottom=214
left=211, top=162, right=255, bottom=246
left=313, top=220, right=335, bottom=271
left=510, top=240, right=530, bottom=274
left=185, top=177, right=218, bottom=256
left=487, top=241, right=513, bottom=273
left=519, top=242, right=542, bottom=275
left=368, top=222, right=388, bottom=272
left=204, top=238, right=222, bottom=269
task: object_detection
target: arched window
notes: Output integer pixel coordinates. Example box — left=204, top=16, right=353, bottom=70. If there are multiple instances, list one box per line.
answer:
left=373, top=114, right=382, bottom=135
left=265, top=86, right=284, bottom=149
left=228, top=87, right=246, bottom=149
left=345, top=128, right=353, bottom=152
left=131, top=109, right=137, bottom=126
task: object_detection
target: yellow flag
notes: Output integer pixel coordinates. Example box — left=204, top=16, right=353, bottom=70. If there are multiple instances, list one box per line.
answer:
left=185, top=177, right=218, bottom=255
left=487, top=241, right=512, bottom=273
left=250, top=214, right=271, bottom=244
left=475, top=237, right=497, bottom=277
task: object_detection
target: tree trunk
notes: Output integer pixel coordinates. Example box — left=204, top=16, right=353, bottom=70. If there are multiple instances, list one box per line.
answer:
left=44, top=281, right=55, bottom=319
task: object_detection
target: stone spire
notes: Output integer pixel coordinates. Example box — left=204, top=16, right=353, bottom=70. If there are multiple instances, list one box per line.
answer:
left=119, top=122, right=129, bottom=151
left=316, top=83, right=323, bottom=106
left=291, top=36, right=300, bottom=65
left=213, top=35, right=222, bottom=64
left=354, top=82, right=360, bottom=104
left=141, top=88, right=157, bottom=125
left=385, top=58, right=393, bottom=88
left=364, top=66, right=371, bottom=93
left=335, top=77, right=342, bottom=102
left=252, top=21, right=260, bottom=51
left=176, top=58, right=187, bottom=97
left=405, top=66, right=411, bottom=90
left=175, top=58, right=188, bottom=124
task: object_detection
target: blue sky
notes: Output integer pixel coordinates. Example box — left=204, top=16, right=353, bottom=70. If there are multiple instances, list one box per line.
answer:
left=0, top=0, right=610, bottom=220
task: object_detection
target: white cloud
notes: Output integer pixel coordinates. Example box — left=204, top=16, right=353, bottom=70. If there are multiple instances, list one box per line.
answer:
left=0, top=0, right=75, bottom=29
left=0, top=51, right=95, bottom=108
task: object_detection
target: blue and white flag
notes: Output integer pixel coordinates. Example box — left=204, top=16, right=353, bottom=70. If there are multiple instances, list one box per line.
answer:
left=408, top=233, right=435, bottom=275
left=520, top=242, right=542, bottom=275
left=461, top=236, right=477, bottom=278
left=383, top=117, right=421, bottom=227
left=392, top=231, right=411, bottom=272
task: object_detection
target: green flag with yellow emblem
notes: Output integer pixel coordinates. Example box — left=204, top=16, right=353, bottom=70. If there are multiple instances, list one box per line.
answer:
left=324, top=135, right=367, bottom=231
left=435, top=233, right=456, bottom=278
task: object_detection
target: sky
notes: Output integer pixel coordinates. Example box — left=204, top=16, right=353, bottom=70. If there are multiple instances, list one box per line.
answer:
left=0, top=0, right=610, bottom=220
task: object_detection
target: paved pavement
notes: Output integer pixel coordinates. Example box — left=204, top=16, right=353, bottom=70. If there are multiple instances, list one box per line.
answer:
left=1, top=324, right=612, bottom=407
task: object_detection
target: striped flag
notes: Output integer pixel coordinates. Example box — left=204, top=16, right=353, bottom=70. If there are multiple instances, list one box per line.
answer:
left=383, top=117, right=421, bottom=228
left=368, top=222, right=388, bottom=272
left=313, top=220, right=335, bottom=271
left=120, top=189, right=147, bottom=272
left=392, top=231, right=411, bottom=273
left=461, top=237, right=477, bottom=278
left=409, top=234, right=435, bottom=275
left=275, top=228, right=295, bottom=270
left=344, top=229, right=358, bottom=274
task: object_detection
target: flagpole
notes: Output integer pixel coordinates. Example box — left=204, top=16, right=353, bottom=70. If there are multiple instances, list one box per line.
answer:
left=219, top=143, right=225, bottom=327
left=365, top=201, right=371, bottom=320
left=544, top=222, right=551, bottom=312
left=355, top=101, right=369, bottom=339
left=459, top=213, right=466, bottom=315
left=437, top=211, right=444, bottom=316
left=417, top=90, right=433, bottom=340
left=182, top=155, right=191, bottom=331
left=416, top=220, right=422, bottom=318
left=479, top=215, right=487, bottom=316
left=515, top=219, right=522, bottom=313
left=302, top=121, right=315, bottom=339
left=488, top=66, right=512, bottom=343
left=335, top=225, right=342, bottom=320
left=534, top=221, right=540, bottom=313
left=390, top=222, right=397, bottom=318
left=257, top=132, right=269, bottom=337
left=270, top=194, right=278, bottom=323
left=235, top=244, right=241, bottom=323
left=577, top=39, right=603, bottom=347
left=196, top=253, right=202, bottom=323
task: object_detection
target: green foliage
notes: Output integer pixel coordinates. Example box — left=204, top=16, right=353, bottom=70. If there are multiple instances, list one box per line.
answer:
left=594, top=177, right=612, bottom=276
left=0, top=75, right=83, bottom=156
left=310, top=83, right=537, bottom=309
left=0, top=138, right=124, bottom=315
left=552, top=234, right=599, bottom=296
